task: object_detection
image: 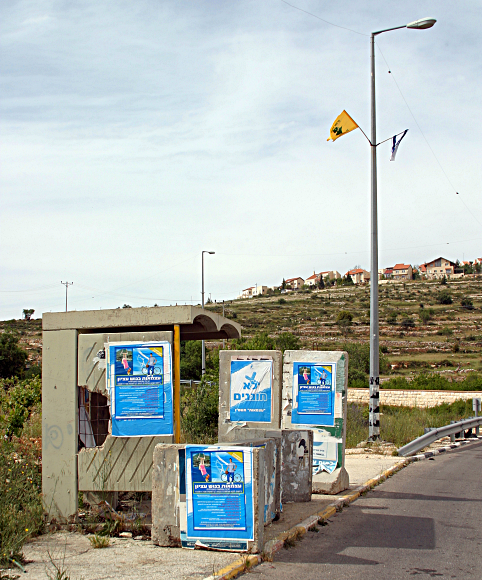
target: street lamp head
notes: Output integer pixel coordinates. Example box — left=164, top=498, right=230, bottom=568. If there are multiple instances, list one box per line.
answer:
left=406, top=17, right=436, bottom=30
left=208, top=251, right=215, bottom=255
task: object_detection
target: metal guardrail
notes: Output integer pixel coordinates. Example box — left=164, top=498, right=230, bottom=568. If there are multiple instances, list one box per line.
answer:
left=398, top=416, right=482, bottom=457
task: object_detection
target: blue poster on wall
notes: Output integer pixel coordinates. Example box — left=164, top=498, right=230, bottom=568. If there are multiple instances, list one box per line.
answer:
left=291, top=362, right=336, bottom=426
left=229, top=360, right=272, bottom=423
left=185, top=445, right=254, bottom=549
left=107, top=341, right=173, bottom=436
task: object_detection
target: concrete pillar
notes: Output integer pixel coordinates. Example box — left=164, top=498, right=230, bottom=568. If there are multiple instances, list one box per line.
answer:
left=152, top=444, right=184, bottom=547
left=42, top=329, right=78, bottom=521
left=282, top=350, right=349, bottom=495
left=218, top=350, right=282, bottom=441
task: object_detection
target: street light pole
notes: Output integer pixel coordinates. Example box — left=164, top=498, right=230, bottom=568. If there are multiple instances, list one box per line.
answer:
left=368, top=17, right=436, bottom=441
left=201, top=251, right=215, bottom=375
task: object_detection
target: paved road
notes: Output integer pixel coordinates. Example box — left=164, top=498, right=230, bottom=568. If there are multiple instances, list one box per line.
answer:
left=253, top=441, right=482, bottom=580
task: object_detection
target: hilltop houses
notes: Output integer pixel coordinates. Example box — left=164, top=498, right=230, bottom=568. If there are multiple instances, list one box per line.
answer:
left=237, top=254, right=480, bottom=298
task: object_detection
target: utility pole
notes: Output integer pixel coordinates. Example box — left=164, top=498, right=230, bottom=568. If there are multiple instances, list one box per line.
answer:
left=61, top=281, right=73, bottom=312
left=222, top=300, right=225, bottom=349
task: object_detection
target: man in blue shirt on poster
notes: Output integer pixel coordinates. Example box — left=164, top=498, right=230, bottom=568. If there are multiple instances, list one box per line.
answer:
left=226, top=458, right=236, bottom=482
left=147, top=352, right=157, bottom=375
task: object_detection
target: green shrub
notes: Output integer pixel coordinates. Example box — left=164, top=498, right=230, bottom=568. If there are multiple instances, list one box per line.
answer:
left=278, top=298, right=286, bottom=305
left=0, top=416, right=43, bottom=568
left=437, top=290, right=453, bottom=305
left=337, top=311, right=353, bottom=322
left=181, top=379, right=219, bottom=443
left=461, top=297, right=474, bottom=309
left=437, top=326, right=453, bottom=336
left=0, top=377, right=41, bottom=437
left=382, top=372, right=482, bottom=391
left=387, top=312, right=397, bottom=325
left=0, top=333, right=28, bottom=379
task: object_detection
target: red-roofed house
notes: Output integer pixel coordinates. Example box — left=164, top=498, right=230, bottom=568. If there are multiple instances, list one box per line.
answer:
left=305, top=272, right=320, bottom=287
left=285, top=277, right=304, bottom=289
left=421, top=257, right=456, bottom=279
left=345, top=269, right=370, bottom=285
left=392, top=263, right=412, bottom=281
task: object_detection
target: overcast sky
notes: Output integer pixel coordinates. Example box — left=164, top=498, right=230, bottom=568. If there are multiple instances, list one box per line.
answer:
left=1, top=0, right=481, bottom=319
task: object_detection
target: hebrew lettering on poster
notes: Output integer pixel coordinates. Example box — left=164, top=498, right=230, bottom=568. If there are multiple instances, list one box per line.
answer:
left=107, top=341, right=173, bottom=436
left=183, top=445, right=254, bottom=550
left=229, top=360, right=273, bottom=423
left=291, top=362, right=336, bottom=426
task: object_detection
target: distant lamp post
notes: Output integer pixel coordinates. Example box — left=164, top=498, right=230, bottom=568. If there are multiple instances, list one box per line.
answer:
left=369, top=17, right=436, bottom=441
left=201, top=251, right=215, bottom=375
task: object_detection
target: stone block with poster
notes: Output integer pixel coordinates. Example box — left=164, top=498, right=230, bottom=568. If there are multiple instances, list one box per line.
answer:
left=282, top=350, right=349, bottom=494
left=218, top=350, right=282, bottom=441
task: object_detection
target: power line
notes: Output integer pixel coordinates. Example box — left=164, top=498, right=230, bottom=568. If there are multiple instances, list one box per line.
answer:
left=375, top=41, right=482, bottom=229
left=279, top=0, right=367, bottom=37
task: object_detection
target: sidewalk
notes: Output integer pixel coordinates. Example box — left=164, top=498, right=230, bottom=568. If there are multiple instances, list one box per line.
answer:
left=19, top=451, right=405, bottom=580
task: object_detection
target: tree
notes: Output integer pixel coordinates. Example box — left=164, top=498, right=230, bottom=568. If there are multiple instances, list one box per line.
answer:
left=122, top=304, right=132, bottom=308
left=180, top=340, right=202, bottom=380
left=343, top=274, right=354, bottom=286
left=281, top=279, right=287, bottom=290
left=437, top=290, right=452, bottom=305
left=317, top=276, right=325, bottom=290
left=419, top=308, right=435, bottom=324
left=341, top=342, right=389, bottom=387
left=401, top=317, right=415, bottom=329
left=22, top=309, right=35, bottom=321
left=0, top=332, right=28, bottom=378
left=336, top=310, right=353, bottom=337
left=440, top=275, right=447, bottom=285
left=461, top=297, right=474, bottom=310
left=276, top=332, right=301, bottom=352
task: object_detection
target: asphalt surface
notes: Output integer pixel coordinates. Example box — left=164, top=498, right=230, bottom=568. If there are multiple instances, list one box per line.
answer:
left=252, top=441, right=482, bottom=580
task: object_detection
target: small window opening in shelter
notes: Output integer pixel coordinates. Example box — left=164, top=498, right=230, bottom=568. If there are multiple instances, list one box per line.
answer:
left=78, top=386, right=110, bottom=450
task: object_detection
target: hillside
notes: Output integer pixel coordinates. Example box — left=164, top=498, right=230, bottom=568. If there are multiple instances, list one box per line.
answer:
left=2, top=278, right=481, bottom=381
left=206, top=278, right=482, bottom=380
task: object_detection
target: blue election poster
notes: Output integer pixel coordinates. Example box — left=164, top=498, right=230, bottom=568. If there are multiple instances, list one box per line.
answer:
left=291, top=362, right=336, bottom=426
left=185, top=445, right=254, bottom=546
left=107, top=341, right=173, bottom=437
left=229, top=360, right=272, bottom=423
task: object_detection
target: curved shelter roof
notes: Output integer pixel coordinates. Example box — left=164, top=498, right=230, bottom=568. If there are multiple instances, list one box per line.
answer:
left=43, top=305, right=241, bottom=341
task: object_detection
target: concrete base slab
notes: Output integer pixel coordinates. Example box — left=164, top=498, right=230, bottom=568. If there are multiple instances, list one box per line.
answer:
left=312, top=467, right=349, bottom=495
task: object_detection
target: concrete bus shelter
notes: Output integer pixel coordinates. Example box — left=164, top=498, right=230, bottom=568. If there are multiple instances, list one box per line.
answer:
left=42, top=306, right=241, bottom=522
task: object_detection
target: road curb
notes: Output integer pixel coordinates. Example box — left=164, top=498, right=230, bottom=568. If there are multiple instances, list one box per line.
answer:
left=407, top=435, right=482, bottom=461
left=207, top=438, right=482, bottom=579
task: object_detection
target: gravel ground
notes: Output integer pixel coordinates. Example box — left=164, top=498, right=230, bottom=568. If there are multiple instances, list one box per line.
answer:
left=16, top=450, right=415, bottom=580
left=21, top=533, right=240, bottom=580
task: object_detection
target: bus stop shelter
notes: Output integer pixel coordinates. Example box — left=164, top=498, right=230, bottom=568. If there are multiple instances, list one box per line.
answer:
left=42, top=306, right=241, bottom=521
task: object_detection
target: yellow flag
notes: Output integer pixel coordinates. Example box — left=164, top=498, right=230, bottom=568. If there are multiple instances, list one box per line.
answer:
left=327, top=110, right=359, bottom=141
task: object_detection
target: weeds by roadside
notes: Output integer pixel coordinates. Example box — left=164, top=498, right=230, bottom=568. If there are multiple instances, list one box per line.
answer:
left=0, top=378, right=42, bottom=569
left=346, top=399, right=475, bottom=448
left=88, top=535, right=110, bottom=549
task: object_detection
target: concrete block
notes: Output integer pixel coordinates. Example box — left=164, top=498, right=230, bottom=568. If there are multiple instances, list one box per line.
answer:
left=312, top=467, right=350, bottom=495
left=282, top=351, right=349, bottom=496
left=218, top=350, right=282, bottom=442
left=279, top=429, right=313, bottom=503
left=227, top=438, right=280, bottom=525
left=152, top=443, right=184, bottom=547
left=152, top=443, right=265, bottom=553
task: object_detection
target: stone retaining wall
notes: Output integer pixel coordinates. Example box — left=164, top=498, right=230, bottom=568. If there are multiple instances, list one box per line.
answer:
left=348, top=389, right=482, bottom=408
